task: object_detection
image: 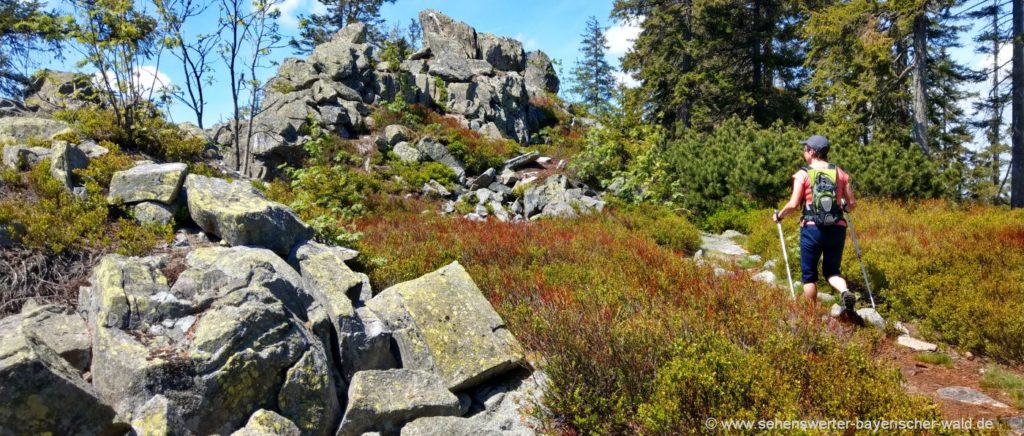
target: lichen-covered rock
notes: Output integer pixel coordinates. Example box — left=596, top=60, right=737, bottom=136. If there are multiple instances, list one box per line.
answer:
left=401, top=416, right=502, bottom=436
left=384, top=124, right=414, bottom=146
left=133, top=201, right=177, bottom=226
left=0, top=310, right=118, bottom=435
left=128, top=395, right=188, bottom=436
left=107, top=162, right=188, bottom=205
left=85, top=247, right=337, bottom=435
left=231, top=409, right=302, bottom=436
left=17, top=303, right=91, bottom=373
left=365, top=261, right=525, bottom=390
left=393, top=141, right=422, bottom=163
left=0, top=116, right=70, bottom=143
left=23, top=70, right=98, bottom=113
left=184, top=174, right=313, bottom=255
left=49, top=141, right=89, bottom=188
left=427, top=55, right=494, bottom=82
left=417, top=137, right=466, bottom=179
left=522, top=175, right=604, bottom=219
left=337, top=369, right=462, bottom=436
left=2, top=144, right=51, bottom=169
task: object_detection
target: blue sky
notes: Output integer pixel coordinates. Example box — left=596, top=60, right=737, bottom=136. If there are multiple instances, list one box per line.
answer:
left=35, top=0, right=1006, bottom=156
left=40, top=0, right=636, bottom=126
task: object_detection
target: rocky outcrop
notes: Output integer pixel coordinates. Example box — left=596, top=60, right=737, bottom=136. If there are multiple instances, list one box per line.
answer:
left=49, top=141, right=89, bottom=188
left=2, top=144, right=51, bottom=169
left=0, top=116, right=70, bottom=144
left=225, top=9, right=561, bottom=179
left=184, top=174, right=313, bottom=255
left=23, top=70, right=99, bottom=114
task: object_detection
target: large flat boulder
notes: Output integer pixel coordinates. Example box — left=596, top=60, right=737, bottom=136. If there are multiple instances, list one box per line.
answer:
left=0, top=116, right=70, bottom=143
left=0, top=310, right=118, bottom=435
left=365, top=261, right=525, bottom=391
left=184, top=174, right=313, bottom=255
left=2, top=144, right=51, bottom=169
left=107, top=162, right=188, bottom=205
left=337, top=369, right=462, bottom=436
left=85, top=248, right=339, bottom=435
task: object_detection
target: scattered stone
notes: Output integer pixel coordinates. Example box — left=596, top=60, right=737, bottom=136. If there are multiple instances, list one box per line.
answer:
left=231, top=409, right=302, bottom=436
left=498, top=168, right=518, bottom=186
left=895, top=321, right=911, bottom=335
left=856, top=308, right=885, bottom=330
left=384, top=124, right=414, bottom=146
left=699, top=232, right=750, bottom=260
left=366, top=262, right=525, bottom=390
left=2, top=144, right=51, bottom=169
left=751, top=270, right=777, bottom=284
left=829, top=304, right=843, bottom=318
left=129, top=395, right=188, bottom=436
left=1003, top=416, right=1024, bottom=435
left=49, top=141, right=89, bottom=188
left=107, top=162, right=188, bottom=205
left=817, top=293, right=836, bottom=305
left=76, top=140, right=109, bottom=159
left=937, top=386, right=1009, bottom=408
left=133, top=201, right=177, bottom=226
left=468, top=168, right=496, bottom=190
left=337, top=369, right=462, bottom=436
left=897, top=335, right=938, bottom=352
left=502, top=151, right=540, bottom=171
left=417, top=137, right=466, bottom=178
left=17, top=303, right=92, bottom=372
left=401, top=417, right=501, bottom=436
left=185, top=174, right=312, bottom=255
left=422, top=179, right=452, bottom=198
left=535, top=156, right=552, bottom=165
left=393, top=141, right=423, bottom=162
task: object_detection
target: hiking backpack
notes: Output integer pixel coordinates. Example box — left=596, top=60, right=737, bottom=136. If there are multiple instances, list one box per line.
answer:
left=802, top=164, right=843, bottom=226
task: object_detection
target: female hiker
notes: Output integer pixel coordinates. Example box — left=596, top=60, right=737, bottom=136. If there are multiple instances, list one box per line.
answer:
left=772, top=135, right=858, bottom=313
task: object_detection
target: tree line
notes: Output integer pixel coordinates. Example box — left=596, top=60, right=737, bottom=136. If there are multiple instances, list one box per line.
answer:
left=567, top=0, right=1024, bottom=207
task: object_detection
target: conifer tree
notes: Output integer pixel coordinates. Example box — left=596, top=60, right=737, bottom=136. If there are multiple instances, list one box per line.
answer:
left=569, top=16, right=616, bottom=114
left=289, top=0, right=395, bottom=53
left=0, top=0, right=66, bottom=97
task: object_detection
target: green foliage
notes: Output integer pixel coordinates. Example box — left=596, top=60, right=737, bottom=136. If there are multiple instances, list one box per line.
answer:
left=289, top=0, right=396, bottom=53
left=568, top=16, right=616, bottom=114
left=981, top=365, right=1024, bottom=408
left=382, top=161, right=455, bottom=193
left=915, top=352, right=953, bottom=367
left=424, top=113, right=515, bottom=175
left=0, top=154, right=170, bottom=254
left=380, top=38, right=410, bottom=71
left=432, top=76, right=448, bottom=112
left=370, top=103, right=428, bottom=129
left=354, top=201, right=940, bottom=434
left=748, top=200, right=1024, bottom=364
left=611, top=201, right=701, bottom=254
left=705, top=208, right=759, bottom=233
left=0, top=0, right=68, bottom=97
left=55, top=106, right=205, bottom=163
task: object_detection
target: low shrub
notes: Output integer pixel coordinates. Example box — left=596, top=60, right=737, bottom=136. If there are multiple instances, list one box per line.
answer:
left=610, top=201, right=701, bottom=254
left=382, top=161, right=456, bottom=193
left=54, top=106, right=205, bottom=163
left=748, top=199, right=1024, bottom=364
left=915, top=352, right=953, bottom=367
left=355, top=200, right=939, bottom=434
left=423, top=113, right=517, bottom=174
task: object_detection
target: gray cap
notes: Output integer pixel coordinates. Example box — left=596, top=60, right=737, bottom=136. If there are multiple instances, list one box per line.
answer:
left=801, top=135, right=829, bottom=151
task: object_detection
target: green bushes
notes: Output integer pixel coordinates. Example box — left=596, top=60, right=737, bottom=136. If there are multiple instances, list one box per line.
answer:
left=423, top=113, right=516, bottom=174
left=611, top=201, right=701, bottom=254
left=355, top=201, right=939, bottom=434
left=748, top=200, right=1024, bottom=364
left=54, top=106, right=206, bottom=163
left=0, top=153, right=172, bottom=255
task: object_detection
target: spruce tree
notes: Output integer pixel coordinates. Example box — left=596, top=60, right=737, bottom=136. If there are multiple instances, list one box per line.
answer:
left=290, top=0, right=395, bottom=53
left=0, top=0, right=66, bottom=97
left=569, top=16, right=616, bottom=114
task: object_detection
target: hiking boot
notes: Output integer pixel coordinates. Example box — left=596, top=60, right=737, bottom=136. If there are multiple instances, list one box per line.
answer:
left=841, top=291, right=856, bottom=313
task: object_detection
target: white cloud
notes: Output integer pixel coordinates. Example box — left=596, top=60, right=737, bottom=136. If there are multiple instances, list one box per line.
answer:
left=613, top=71, right=640, bottom=88
left=93, top=66, right=173, bottom=99
left=514, top=32, right=538, bottom=50
left=272, top=0, right=306, bottom=27
left=606, top=16, right=643, bottom=57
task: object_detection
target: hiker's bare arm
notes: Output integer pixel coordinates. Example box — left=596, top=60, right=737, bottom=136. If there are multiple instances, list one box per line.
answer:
left=775, top=175, right=803, bottom=221
left=844, top=181, right=857, bottom=212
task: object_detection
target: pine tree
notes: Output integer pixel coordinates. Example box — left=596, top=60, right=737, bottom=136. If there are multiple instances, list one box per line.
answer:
left=569, top=16, right=616, bottom=114
left=0, top=0, right=66, bottom=97
left=289, top=0, right=395, bottom=54
left=613, top=0, right=808, bottom=134
left=965, top=0, right=1011, bottom=201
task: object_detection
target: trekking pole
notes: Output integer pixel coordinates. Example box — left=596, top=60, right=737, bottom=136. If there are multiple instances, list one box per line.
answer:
left=773, top=210, right=797, bottom=301
left=843, top=202, right=876, bottom=309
